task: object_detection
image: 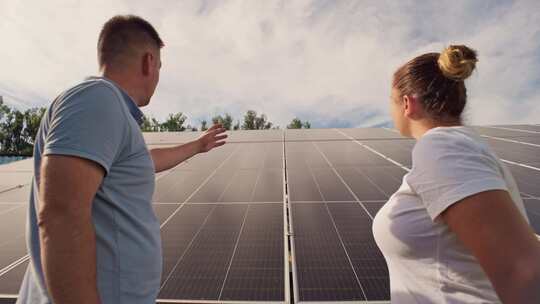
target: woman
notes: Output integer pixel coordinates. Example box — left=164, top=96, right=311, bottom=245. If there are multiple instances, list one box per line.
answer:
left=373, top=45, right=540, bottom=303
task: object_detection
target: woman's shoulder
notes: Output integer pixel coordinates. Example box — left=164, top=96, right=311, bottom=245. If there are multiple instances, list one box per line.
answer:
left=412, top=126, right=488, bottom=163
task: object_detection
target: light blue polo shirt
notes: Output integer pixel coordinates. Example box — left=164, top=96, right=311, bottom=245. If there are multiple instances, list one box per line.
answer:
left=17, top=77, right=160, bottom=304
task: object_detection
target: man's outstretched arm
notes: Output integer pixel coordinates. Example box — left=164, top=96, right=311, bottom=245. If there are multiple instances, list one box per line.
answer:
left=150, top=124, right=227, bottom=173
left=38, top=155, right=104, bottom=304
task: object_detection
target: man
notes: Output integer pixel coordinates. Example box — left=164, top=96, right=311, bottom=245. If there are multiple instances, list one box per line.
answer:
left=17, top=15, right=227, bottom=304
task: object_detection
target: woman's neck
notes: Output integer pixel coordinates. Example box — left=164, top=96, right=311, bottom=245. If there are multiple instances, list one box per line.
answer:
left=410, top=119, right=462, bottom=140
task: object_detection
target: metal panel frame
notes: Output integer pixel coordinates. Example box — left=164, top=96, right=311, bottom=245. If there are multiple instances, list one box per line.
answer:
left=282, top=132, right=291, bottom=304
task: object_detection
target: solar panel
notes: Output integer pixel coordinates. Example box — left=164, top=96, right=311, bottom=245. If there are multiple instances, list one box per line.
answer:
left=505, top=164, right=540, bottom=198
left=152, top=204, right=182, bottom=223
left=0, top=186, right=31, bottom=203
left=494, top=125, right=540, bottom=133
left=143, top=132, right=199, bottom=145
left=485, top=138, right=540, bottom=165
left=0, top=206, right=27, bottom=271
left=219, top=204, right=285, bottom=301
left=291, top=203, right=367, bottom=301
left=156, top=134, right=287, bottom=303
left=316, top=141, right=392, bottom=167
left=0, top=205, right=23, bottom=214
left=153, top=171, right=209, bottom=203
left=326, top=203, right=389, bottom=300
left=225, top=130, right=283, bottom=143
left=0, top=125, right=539, bottom=304
left=0, top=172, right=32, bottom=193
left=287, top=170, right=324, bottom=202
left=360, top=140, right=415, bottom=167
left=473, top=126, right=540, bottom=138
left=251, top=170, right=285, bottom=202
left=336, top=128, right=403, bottom=140
left=0, top=159, right=33, bottom=172
left=523, top=199, right=540, bottom=234
left=363, top=201, right=387, bottom=218
left=309, top=168, right=356, bottom=201
left=145, top=130, right=285, bottom=145
left=287, top=136, right=393, bottom=303
left=285, top=129, right=348, bottom=142
left=0, top=259, right=28, bottom=295
left=160, top=204, right=216, bottom=291
left=159, top=204, right=286, bottom=302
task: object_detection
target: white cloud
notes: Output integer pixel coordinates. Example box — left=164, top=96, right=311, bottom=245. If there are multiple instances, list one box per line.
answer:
left=0, top=0, right=539, bottom=127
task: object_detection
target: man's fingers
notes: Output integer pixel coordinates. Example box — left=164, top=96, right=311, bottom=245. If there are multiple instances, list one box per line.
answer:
left=209, top=128, right=227, bottom=136
left=214, top=135, right=228, bottom=141
left=208, top=124, right=222, bottom=131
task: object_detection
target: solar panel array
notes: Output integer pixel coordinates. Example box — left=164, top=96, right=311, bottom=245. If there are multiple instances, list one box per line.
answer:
left=0, top=124, right=539, bottom=303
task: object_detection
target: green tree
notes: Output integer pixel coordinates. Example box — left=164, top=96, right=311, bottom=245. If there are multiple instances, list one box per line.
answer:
left=212, top=113, right=233, bottom=130
left=242, top=110, right=256, bottom=130
left=200, top=120, right=208, bottom=131
left=242, top=110, right=273, bottom=130
left=186, top=125, right=198, bottom=132
left=21, top=107, right=46, bottom=154
left=160, top=112, right=187, bottom=132
left=0, top=101, right=11, bottom=153
left=233, top=120, right=240, bottom=131
left=141, top=115, right=161, bottom=132
left=0, top=102, right=46, bottom=155
left=255, top=114, right=272, bottom=129
left=287, top=118, right=302, bottom=129
left=287, top=117, right=311, bottom=129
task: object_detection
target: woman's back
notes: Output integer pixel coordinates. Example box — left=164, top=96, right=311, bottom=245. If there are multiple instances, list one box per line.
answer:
left=373, top=126, right=529, bottom=303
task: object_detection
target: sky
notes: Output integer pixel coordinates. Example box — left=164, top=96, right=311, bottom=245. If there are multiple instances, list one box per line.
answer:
left=1, top=0, right=539, bottom=128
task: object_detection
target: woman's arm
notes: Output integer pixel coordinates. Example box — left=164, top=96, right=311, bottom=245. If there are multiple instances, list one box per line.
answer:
left=441, top=190, right=540, bottom=303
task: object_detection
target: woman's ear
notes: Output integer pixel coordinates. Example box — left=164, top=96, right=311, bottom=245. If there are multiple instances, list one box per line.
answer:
left=403, top=94, right=420, bottom=119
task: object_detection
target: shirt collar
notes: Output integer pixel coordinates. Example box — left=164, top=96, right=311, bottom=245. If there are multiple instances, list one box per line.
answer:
left=85, top=76, right=145, bottom=125
left=118, top=88, right=144, bottom=126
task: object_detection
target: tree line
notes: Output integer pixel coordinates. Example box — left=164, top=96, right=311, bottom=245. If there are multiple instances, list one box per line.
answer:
left=141, top=110, right=310, bottom=132
left=0, top=100, right=311, bottom=156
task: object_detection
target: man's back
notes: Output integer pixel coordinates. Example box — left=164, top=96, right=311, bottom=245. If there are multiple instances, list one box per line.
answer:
left=17, top=77, right=161, bottom=304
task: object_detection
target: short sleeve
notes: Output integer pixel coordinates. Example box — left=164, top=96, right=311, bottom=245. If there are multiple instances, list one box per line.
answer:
left=43, top=83, right=126, bottom=175
left=408, top=131, right=508, bottom=220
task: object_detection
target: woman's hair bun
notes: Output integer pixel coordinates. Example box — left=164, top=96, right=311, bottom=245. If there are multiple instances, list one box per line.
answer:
left=437, top=45, right=478, bottom=81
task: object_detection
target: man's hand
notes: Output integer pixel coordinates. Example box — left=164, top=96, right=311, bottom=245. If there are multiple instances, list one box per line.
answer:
left=150, top=124, right=228, bottom=172
left=196, top=124, right=228, bottom=153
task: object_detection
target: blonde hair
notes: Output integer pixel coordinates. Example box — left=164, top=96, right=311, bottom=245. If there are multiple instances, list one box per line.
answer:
left=437, top=45, right=478, bottom=81
left=392, top=44, right=478, bottom=122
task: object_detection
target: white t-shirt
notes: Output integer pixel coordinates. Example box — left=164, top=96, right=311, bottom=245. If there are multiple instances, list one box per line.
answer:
left=372, top=126, right=529, bottom=303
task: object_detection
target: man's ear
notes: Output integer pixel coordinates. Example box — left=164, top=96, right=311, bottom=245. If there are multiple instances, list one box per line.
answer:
left=142, top=52, right=153, bottom=76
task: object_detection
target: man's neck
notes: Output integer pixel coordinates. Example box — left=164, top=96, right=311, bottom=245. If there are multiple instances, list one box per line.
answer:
left=100, top=69, right=144, bottom=107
